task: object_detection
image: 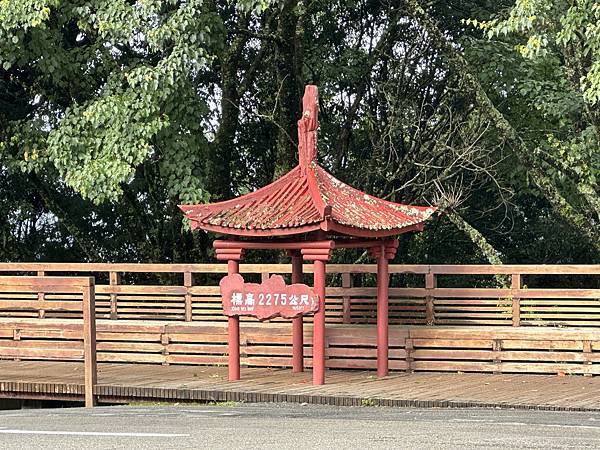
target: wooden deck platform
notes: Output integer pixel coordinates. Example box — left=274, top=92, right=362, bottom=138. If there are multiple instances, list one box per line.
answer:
left=1, top=360, right=599, bottom=411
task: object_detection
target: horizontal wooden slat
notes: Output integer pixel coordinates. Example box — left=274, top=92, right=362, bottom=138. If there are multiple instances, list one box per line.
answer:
left=96, top=286, right=186, bottom=295
left=409, top=360, right=600, bottom=374
left=428, top=265, right=600, bottom=275
left=501, top=340, right=584, bottom=350
left=0, top=301, right=82, bottom=311
left=412, top=339, right=493, bottom=348
left=0, top=340, right=82, bottom=350
left=165, top=354, right=228, bottom=365
left=0, top=347, right=83, bottom=359
left=0, top=285, right=86, bottom=294
left=521, top=300, right=600, bottom=305
left=97, top=353, right=165, bottom=363
left=167, top=343, right=228, bottom=353
left=519, top=289, right=600, bottom=299
left=0, top=276, right=93, bottom=293
left=0, top=262, right=598, bottom=275
left=97, top=342, right=163, bottom=352
left=96, top=332, right=161, bottom=342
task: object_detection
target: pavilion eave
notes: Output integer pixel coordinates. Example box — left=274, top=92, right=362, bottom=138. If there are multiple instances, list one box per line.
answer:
left=190, top=218, right=425, bottom=239
left=189, top=221, right=324, bottom=237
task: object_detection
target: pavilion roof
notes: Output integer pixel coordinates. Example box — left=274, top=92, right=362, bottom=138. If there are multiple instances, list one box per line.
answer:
left=180, top=86, right=436, bottom=238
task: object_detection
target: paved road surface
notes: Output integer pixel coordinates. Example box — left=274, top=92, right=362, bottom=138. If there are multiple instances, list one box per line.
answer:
left=0, top=403, right=599, bottom=449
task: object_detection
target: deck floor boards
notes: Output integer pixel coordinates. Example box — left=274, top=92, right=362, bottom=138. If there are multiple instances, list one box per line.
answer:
left=1, top=360, right=599, bottom=410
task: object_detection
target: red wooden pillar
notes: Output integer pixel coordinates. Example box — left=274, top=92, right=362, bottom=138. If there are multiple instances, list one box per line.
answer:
left=370, top=240, right=398, bottom=378
left=227, top=259, right=241, bottom=381
left=312, top=259, right=326, bottom=385
left=215, top=246, right=245, bottom=381
left=290, top=251, right=304, bottom=372
left=301, top=242, right=332, bottom=385
left=376, top=244, right=389, bottom=377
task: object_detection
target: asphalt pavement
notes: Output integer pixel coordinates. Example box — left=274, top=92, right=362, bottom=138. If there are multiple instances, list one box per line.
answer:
left=0, top=403, right=599, bottom=449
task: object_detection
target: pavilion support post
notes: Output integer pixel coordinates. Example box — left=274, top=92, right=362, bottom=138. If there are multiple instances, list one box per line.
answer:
left=290, top=251, right=304, bottom=372
left=312, top=259, right=326, bottom=385
left=215, top=246, right=245, bottom=381
left=227, top=260, right=240, bottom=381
left=301, top=242, right=333, bottom=386
left=370, top=240, right=398, bottom=378
left=377, top=246, right=389, bottom=377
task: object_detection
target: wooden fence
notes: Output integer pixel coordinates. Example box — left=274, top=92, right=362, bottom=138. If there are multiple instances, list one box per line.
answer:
left=0, top=276, right=97, bottom=406
left=0, top=263, right=598, bottom=327
left=0, top=264, right=598, bottom=376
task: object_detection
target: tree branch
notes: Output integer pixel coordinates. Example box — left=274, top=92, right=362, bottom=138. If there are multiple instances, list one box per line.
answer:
left=405, top=0, right=600, bottom=253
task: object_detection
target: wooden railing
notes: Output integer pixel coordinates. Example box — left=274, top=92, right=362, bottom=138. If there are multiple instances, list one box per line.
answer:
left=0, top=276, right=97, bottom=406
left=0, top=266, right=598, bottom=376
left=0, top=263, right=598, bottom=328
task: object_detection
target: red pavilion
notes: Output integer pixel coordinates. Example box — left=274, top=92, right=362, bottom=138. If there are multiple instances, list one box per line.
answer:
left=180, top=85, right=436, bottom=385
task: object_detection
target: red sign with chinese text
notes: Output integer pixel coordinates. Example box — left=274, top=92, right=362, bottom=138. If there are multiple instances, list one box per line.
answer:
left=220, top=274, right=319, bottom=320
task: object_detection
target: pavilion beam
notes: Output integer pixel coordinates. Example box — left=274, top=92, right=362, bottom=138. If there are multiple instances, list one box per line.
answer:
left=214, top=240, right=335, bottom=251
left=214, top=237, right=416, bottom=251
left=290, top=251, right=304, bottom=372
left=215, top=246, right=245, bottom=381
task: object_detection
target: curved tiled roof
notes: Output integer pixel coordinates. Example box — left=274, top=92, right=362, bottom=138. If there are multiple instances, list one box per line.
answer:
left=179, top=85, right=436, bottom=238
left=179, top=162, right=436, bottom=238
left=180, top=166, right=322, bottom=232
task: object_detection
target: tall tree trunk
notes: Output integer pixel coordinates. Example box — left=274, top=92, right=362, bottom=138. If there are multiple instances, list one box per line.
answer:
left=446, top=211, right=504, bottom=265
left=273, top=0, right=301, bottom=178
left=205, top=14, right=250, bottom=201
left=335, top=5, right=401, bottom=171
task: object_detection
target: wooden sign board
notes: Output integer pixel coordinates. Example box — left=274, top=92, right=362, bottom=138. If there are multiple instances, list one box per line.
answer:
left=220, top=273, right=319, bottom=320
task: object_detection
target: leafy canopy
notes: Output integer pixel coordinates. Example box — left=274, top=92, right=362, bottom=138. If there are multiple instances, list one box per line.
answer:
left=0, top=0, right=227, bottom=203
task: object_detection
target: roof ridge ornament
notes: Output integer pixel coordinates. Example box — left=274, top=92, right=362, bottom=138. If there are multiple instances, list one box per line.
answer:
left=298, top=85, right=319, bottom=169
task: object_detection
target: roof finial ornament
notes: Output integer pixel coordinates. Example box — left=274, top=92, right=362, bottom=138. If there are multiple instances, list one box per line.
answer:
left=298, top=85, right=319, bottom=169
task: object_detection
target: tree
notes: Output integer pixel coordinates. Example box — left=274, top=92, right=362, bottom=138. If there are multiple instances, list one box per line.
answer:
left=0, top=0, right=597, bottom=266
left=464, top=0, right=600, bottom=250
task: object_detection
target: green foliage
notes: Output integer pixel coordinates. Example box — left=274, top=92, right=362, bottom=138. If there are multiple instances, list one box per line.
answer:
left=0, top=0, right=224, bottom=203
left=0, top=0, right=597, bottom=265
left=470, top=0, right=600, bottom=105
left=464, top=0, right=599, bottom=253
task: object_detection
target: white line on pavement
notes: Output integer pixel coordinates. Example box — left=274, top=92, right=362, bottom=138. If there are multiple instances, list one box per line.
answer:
left=0, top=429, right=189, bottom=437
